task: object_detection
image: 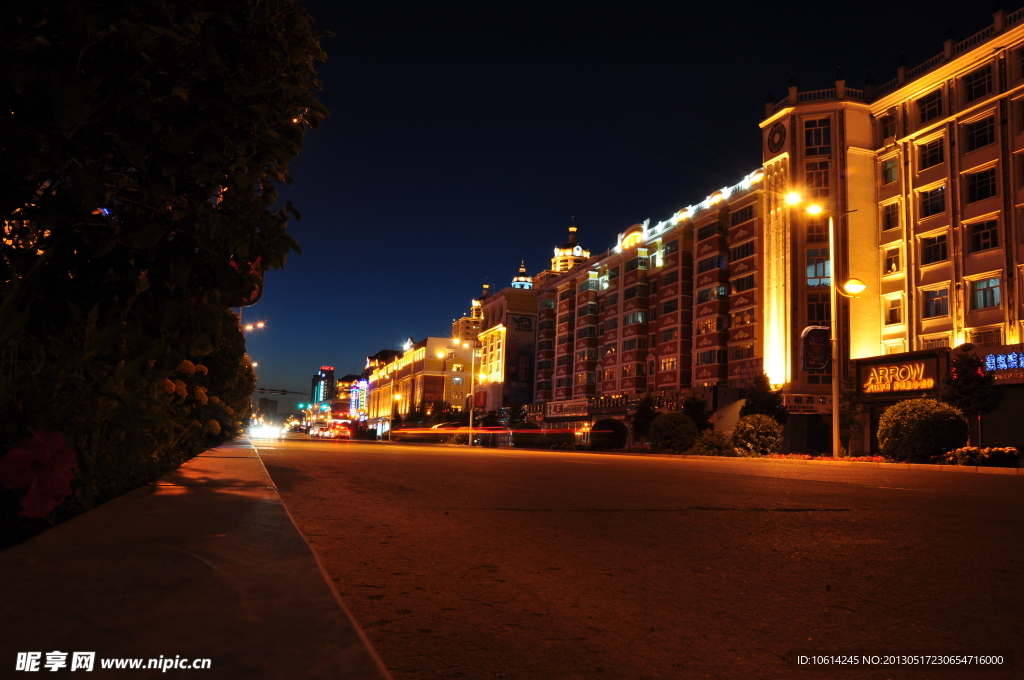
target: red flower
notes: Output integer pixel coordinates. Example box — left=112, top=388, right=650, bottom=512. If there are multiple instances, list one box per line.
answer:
left=0, top=430, right=77, bottom=518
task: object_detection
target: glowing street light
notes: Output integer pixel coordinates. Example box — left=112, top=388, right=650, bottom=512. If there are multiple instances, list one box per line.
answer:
left=452, top=338, right=480, bottom=447
left=243, top=320, right=268, bottom=331
left=789, top=193, right=860, bottom=458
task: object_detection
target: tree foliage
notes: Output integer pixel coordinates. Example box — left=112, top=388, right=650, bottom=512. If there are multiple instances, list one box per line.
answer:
left=940, top=345, right=1002, bottom=417
left=648, top=413, right=699, bottom=453
left=877, top=398, right=968, bottom=463
left=630, top=396, right=658, bottom=442
left=591, top=418, right=628, bottom=450
left=681, top=396, right=713, bottom=431
left=0, top=0, right=325, bottom=537
left=731, top=414, right=783, bottom=457
left=739, top=374, right=788, bottom=425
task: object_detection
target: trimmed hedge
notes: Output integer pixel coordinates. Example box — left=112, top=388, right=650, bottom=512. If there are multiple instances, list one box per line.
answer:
left=731, top=414, right=783, bottom=457
left=877, top=399, right=968, bottom=463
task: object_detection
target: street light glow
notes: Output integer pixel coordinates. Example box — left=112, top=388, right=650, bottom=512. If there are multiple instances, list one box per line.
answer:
left=843, top=278, right=867, bottom=296
left=806, top=204, right=824, bottom=215
left=785, top=192, right=802, bottom=205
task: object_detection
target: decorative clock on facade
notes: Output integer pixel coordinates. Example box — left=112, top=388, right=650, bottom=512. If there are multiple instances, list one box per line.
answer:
left=767, top=122, right=786, bottom=153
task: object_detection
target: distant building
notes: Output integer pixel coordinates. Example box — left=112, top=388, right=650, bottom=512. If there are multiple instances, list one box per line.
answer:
left=310, top=366, right=335, bottom=404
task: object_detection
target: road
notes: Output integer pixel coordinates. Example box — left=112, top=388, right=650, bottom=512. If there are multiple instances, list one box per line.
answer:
left=255, top=436, right=1023, bottom=680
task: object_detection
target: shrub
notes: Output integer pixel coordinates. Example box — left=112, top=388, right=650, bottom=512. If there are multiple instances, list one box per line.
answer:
left=877, top=399, right=968, bottom=463
left=686, top=430, right=733, bottom=456
left=731, top=414, right=783, bottom=457
left=512, top=422, right=543, bottom=448
left=648, top=413, right=699, bottom=453
left=935, top=447, right=1019, bottom=468
left=591, top=419, right=628, bottom=450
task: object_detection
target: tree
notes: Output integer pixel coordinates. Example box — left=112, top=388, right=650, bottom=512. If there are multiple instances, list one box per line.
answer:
left=739, top=374, right=788, bottom=425
left=731, top=414, right=784, bottom=457
left=0, top=1, right=326, bottom=533
left=630, top=396, right=658, bottom=443
left=504, top=403, right=529, bottom=429
left=648, top=413, right=699, bottom=453
left=877, top=398, right=968, bottom=463
left=940, top=345, right=1002, bottom=444
left=428, top=399, right=453, bottom=424
left=681, top=396, right=713, bottom=431
left=479, top=410, right=501, bottom=427
left=591, top=418, right=628, bottom=450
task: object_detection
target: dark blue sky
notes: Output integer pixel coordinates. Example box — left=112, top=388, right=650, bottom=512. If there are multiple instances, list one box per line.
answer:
left=247, top=1, right=1008, bottom=410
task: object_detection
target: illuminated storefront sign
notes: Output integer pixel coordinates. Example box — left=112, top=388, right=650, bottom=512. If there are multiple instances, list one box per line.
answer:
left=546, top=398, right=589, bottom=417
left=967, top=344, right=1024, bottom=384
left=856, top=351, right=943, bottom=398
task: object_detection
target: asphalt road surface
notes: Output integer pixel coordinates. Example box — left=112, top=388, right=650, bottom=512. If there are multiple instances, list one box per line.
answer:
left=255, top=436, right=1023, bottom=680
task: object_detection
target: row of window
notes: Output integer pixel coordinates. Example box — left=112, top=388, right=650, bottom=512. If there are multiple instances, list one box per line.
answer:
left=877, top=63, right=995, bottom=142
left=696, top=275, right=755, bottom=303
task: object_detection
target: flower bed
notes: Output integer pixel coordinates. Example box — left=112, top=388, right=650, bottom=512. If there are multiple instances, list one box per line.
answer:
left=933, top=447, right=1020, bottom=467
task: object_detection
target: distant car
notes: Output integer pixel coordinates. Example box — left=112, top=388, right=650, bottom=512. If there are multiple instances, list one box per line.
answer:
left=309, top=423, right=331, bottom=438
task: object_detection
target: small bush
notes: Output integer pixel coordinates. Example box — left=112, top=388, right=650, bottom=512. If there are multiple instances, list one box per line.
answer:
left=591, top=418, right=628, bottom=450
left=648, top=413, right=699, bottom=453
left=512, top=422, right=542, bottom=448
left=731, top=414, right=783, bottom=457
left=935, top=447, right=1019, bottom=467
left=877, top=399, right=968, bottom=463
left=686, top=430, right=733, bottom=456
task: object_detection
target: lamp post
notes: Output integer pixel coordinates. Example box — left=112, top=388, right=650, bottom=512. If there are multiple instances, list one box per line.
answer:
left=452, top=339, right=478, bottom=446
left=787, top=194, right=865, bottom=458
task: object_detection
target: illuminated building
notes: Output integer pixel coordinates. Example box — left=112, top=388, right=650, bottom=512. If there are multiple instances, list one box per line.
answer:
left=310, top=366, right=334, bottom=404
left=474, top=265, right=540, bottom=410
left=366, top=338, right=473, bottom=431
left=451, top=285, right=487, bottom=343
left=759, top=7, right=1024, bottom=450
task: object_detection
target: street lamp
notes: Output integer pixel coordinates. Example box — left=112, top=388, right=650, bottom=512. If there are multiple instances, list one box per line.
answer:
left=790, top=195, right=863, bottom=458
left=452, top=338, right=479, bottom=446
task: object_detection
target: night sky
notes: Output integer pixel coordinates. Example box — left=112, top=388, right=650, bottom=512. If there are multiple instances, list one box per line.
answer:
left=247, top=1, right=1009, bottom=411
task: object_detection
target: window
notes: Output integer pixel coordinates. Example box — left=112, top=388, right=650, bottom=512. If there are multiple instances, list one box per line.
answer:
left=921, top=335, right=950, bottom=349
left=452, top=377, right=464, bottom=385
left=537, top=360, right=553, bottom=370
left=604, top=317, right=619, bottom=331
left=559, top=290, right=573, bottom=301
left=731, top=308, right=755, bottom=327
left=919, top=139, right=943, bottom=169
left=882, top=158, right=898, bottom=184
left=806, top=216, right=826, bottom=243
left=662, top=240, right=679, bottom=255
left=538, top=319, right=555, bottom=331
left=624, top=256, right=648, bottom=272
left=536, top=381, right=551, bottom=392
left=729, top=344, right=755, bottom=361
left=605, top=292, right=619, bottom=306
left=621, top=364, right=635, bottom=378
left=660, top=357, right=678, bottom=372
left=578, top=279, right=598, bottom=293
left=577, top=326, right=598, bottom=339
left=696, top=285, right=727, bottom=303
left=662, top=299, right=678, bottom=314
left=918, top=90, right=942, bottom=123
left=730, top=205, right=755, bottom=225
left=697, top=223, right=722, bottom=241
left=731, top=275, right=755, bottom=293
left=574, top=372, right=595, bottom=385
left=964, top=66, right=993, bottom=103
left=805, top=160, right=829, bottom=198
left=807, top=292, right=830, bottom=325
left=696, top=317, right=725, bottom=334
left=556, top=377, right=571, bottom=388
left=882, top=203, right=900, bottom=231
left=662, top=270, right=678, bottom=286
left=539, top=298, right=555, bottom=310
left=964, top=117, right=995, bottom=152
left=603, top=343, right=617, bottom=357
left=697, top=255, right=726, bottom=273
left=920, top=186, right=946, bottom=218
left=623, top=311, right=646, bottom=326
left=578, top=303, right=598, bottom=317
left=557, top=334, right=573, bottom=345
left=557, top=312, right=574, bottom=324
left=660, top=328, right=678, bottom=343
left=969, top=220, right=999, bottom=252
left=885, top=298, right=902, bottom=325
left=608, top=267, right=619, bottom=280
left=452, top=364, right=464, bottom=372
left=537, top=340, right=553, bottom=351
left=557, top=354, right=574, bottom=366
left=602, top=368, right=615, bottom=381
left=806, top=248, right=830, bottom=287
left=804, top=118, right=831, bottom=155
left=696, top=349, right=725, bottom=366
left=965, top=168, right=997, bottom=203
left=970, top=328, right=1002, bottom=347
left=923, top=288, right=949, bottom=318
left=623, top=284, right=648, bottom=300
left=884, top=248, right=900, bottom=274
left=881, top=114, right=897, bottom=140
left=649, top=279, right=658, bottom=295
left=729, top=241, right=755, bottom=261
left=970, top=278, right=1001, bottom=310
left=622, top=338, right=648, bottom=351
left=921, top=234, right=947, bottom=264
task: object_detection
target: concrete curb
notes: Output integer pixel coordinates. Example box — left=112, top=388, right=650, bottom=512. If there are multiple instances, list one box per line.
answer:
left=366, top=438, right=1023, bottom=474
left=0, top=438, right=392, bottom=679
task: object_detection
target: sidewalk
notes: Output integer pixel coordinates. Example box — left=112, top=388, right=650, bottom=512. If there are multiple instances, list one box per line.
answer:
left=0, top=438, right=392, bottom=679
